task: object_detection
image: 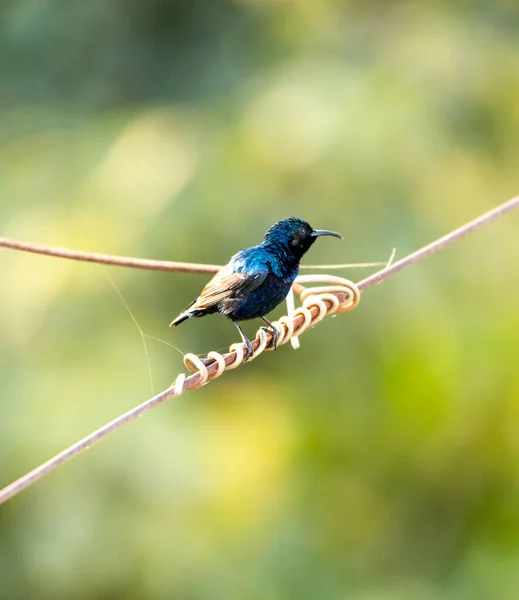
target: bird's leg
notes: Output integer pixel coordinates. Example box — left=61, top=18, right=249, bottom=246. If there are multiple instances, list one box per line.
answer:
left=233, top=321, right=254, bottom=361
left=261, top=316, right=279, bottom=350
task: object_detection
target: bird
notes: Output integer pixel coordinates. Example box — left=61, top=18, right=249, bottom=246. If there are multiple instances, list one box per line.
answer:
left=170, top=216, right=342, bottom=360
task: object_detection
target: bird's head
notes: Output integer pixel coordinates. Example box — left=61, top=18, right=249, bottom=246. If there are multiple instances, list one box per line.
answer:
left=263, top=216, right=342, bottom=258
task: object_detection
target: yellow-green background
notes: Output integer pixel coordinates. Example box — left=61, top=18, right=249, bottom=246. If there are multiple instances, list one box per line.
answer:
left=1, top=2, right=519, bottom=598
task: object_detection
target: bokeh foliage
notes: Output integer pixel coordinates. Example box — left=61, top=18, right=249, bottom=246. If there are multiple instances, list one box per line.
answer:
left=1, top=1, right=519, bottom=598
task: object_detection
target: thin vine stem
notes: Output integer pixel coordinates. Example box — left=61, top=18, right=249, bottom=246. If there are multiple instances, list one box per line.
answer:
left=0, top=237, right=221, bottom=274
left=356, top=196, right=519, bottom=291
left=0, top=195, right=518, bottom=506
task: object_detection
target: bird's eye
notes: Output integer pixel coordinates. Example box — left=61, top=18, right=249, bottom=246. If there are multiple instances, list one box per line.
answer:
left=299, top=227, right=306, bottom=235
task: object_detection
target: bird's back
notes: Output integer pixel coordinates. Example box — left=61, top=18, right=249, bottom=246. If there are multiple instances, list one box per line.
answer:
left=231, top=245, right=297, bottom=280
left=216, top=245, right=298, bottom=321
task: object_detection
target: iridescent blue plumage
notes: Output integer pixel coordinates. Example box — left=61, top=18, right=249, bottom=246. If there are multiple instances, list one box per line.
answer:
left=170, top=217, right=342, bottom=359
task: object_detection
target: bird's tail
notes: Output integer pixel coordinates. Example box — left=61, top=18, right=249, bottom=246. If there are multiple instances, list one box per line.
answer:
left=169, top=312, right=190, bottom=327
left=170, top=299, right=197, bottom=327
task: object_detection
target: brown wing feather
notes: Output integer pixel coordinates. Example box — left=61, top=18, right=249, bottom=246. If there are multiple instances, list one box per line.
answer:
left=170, top=263, right=268, bottom=327
left=191, top=266, right=266, bottom=311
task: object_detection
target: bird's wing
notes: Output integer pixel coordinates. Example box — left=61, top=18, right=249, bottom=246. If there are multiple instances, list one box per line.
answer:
left=191, top=252, right=269, bottom=311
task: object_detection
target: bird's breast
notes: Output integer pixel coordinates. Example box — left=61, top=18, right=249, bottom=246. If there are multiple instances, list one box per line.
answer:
left=219, top=273, right=293, bottom=321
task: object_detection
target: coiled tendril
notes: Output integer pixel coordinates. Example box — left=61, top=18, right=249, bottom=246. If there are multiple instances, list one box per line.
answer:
left=173, top=276, right=361, bottom=391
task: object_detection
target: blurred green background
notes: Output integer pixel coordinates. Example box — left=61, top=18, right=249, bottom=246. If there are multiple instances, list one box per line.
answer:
left=1, top=1, right=519, bottom=598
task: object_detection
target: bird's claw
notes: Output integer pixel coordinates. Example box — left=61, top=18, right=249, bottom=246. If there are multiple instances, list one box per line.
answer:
left=244, top=339, right=255, bottom=361
left=262, top=326, right=279, bottom=351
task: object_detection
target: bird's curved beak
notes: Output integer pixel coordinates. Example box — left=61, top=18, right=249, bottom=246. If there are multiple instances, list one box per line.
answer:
left=311, top=229, right=343, bottom=239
